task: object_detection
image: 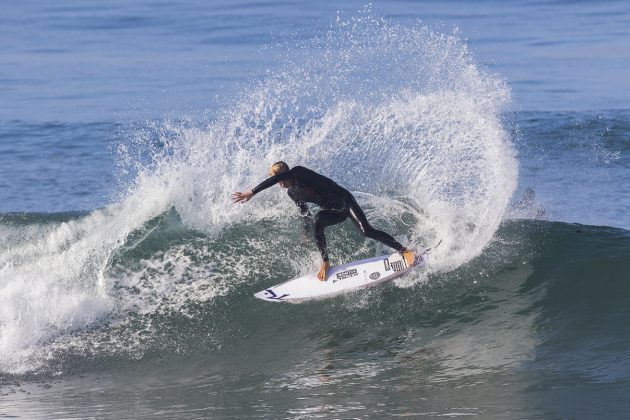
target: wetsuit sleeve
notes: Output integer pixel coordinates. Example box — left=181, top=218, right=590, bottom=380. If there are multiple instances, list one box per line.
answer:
left=288, top=190, right=310, bottom=216
left=287, top=188, right=312, bottom=237
left=251, top=167, right=302, bottom=195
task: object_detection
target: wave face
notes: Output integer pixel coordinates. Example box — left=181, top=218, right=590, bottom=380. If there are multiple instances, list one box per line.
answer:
left=0, top=14, right=515, bottom=375
left=3, top=217, right=630, bottom=396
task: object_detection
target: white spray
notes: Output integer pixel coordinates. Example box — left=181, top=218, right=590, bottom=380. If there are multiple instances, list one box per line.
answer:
left=0, top=12, right=516, bottom=374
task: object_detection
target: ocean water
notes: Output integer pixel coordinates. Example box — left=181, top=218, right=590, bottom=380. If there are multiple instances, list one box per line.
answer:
left=1, top=1, right=629, bottom=419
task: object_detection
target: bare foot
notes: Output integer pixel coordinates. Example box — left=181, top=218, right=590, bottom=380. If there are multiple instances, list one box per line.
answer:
left=402, top=249, right=415, bottom=267
left=317, top=261, right=331, bottom=281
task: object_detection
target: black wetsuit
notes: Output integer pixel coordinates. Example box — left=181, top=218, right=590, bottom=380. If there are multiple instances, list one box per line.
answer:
left=251, top=166, right=405, bottom=261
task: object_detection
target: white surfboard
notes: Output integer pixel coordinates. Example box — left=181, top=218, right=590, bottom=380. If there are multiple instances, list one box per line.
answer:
left=254, top=250, right=427, bottom=303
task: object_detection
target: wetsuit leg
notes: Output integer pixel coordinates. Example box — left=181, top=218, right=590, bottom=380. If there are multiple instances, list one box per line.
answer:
left=345, top=194, right=406, bottom=252
left=313, top=210, right=348, bottom=261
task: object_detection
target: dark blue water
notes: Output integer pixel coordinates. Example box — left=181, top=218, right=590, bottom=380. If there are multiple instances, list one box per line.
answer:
left=1, top=1, right=629, bottom=418
left=3, top=1, right=630, bottom=122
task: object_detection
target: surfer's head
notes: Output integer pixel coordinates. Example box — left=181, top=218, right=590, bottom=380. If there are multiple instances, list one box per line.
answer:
left=269, top=161, right=292, bottom=188
left=269, top=161, right=289, bottom=176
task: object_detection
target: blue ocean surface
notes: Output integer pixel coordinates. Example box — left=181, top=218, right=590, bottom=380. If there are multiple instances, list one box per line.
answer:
left=1, top=1, right=629, bottom=418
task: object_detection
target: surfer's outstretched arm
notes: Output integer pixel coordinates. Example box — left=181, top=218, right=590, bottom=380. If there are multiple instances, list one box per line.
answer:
left=232, top=166, right=304, bottom=203
left=250, top=167, right=302, bottom=195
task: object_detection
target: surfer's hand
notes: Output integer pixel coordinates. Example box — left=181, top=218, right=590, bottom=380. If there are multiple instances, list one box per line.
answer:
left=232, top=190, right=254, bottom=204
left=317, top=261, right=331, bottom=281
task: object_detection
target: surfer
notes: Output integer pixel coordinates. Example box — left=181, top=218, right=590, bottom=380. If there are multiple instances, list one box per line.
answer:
left=232, top=162, right=414, bottom=280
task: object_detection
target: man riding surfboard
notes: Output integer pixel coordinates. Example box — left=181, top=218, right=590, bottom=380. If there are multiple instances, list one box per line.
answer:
left=232, top=162, right=415, bottom=280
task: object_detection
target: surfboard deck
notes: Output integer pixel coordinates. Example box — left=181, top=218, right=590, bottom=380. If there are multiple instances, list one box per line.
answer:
left=254, top=250, right=427, bottom=303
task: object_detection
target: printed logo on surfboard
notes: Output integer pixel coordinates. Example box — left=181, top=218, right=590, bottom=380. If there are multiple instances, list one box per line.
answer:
left=334, top=268, right=358, bottom=283
left=390, top=260, right=406, bottom=272
left=264, top=289, right=289, bottom=300
left=385, top=255, right=407, bottom=272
